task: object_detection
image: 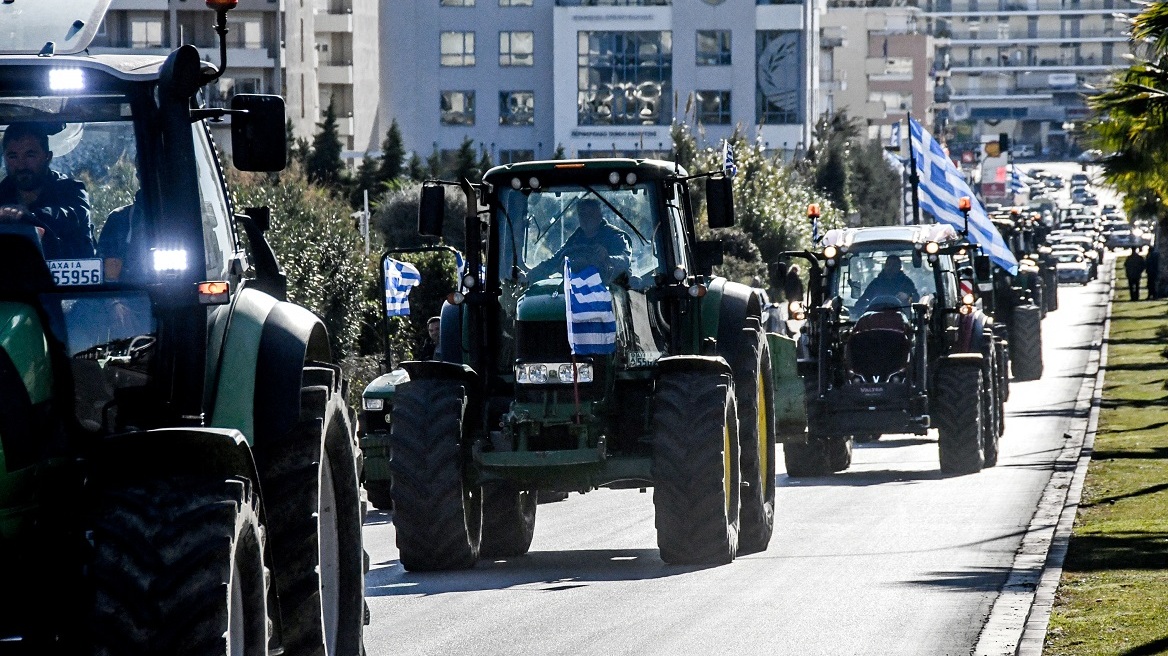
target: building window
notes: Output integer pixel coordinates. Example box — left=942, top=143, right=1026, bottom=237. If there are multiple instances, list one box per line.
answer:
left=756, top=30, right=802, bottom=125
left=577, top=31, right=672, bottom=126
left=500, top=91, right=535, bottom=126
left=696, top=30, right=731, bottom=66
left=440, top=31, right=476, bottom=67
left=208, top=76, right=263, bottom=107
left=227, top=18, right=263, bottom=49
left=441, top=90, right=476, bottom=125
left=501, top=0, right=533, bottom=5
left=441, top=0, right=475, bottom=6
left=499, top=149, right=535, bottom=164
left=695, top=90, right=731, bottom=125
left=131, top=19, right=165, bottom=48
left=555, top=0, right=670, bottom=5
left=499, top=31, right=534, bottom=66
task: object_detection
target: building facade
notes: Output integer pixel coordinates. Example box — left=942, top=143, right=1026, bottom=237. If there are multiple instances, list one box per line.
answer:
left=925, top=0, right=1140, bottom=155
left=96, top=0, right=380, bottom=160
left=820, top=3, right=941, bottom=142
left=382, top=0, right=821, bottom=165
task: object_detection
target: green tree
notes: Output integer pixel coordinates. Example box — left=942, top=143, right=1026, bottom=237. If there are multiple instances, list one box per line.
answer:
left=373, top=182, right=468, bottom=252
left=477, top=149, right=494, bottom=177
left=406, top=153, right=427, bottom=181
left=552, top=143, right=567, bottom=160
left=228, top=162, right=375, bottom=359
left=426, top=145, right=444, bottom=179
left=377, top=119, right=405, bottom=186
left=451, top=137, right=478, bottom=180
left=349, top=154, right=380, bottom=209
left=810, top=111, right=861, bottom=215
left=306, top=100, right=345, bottom=187
left=851, top=140, right=903, bottom=226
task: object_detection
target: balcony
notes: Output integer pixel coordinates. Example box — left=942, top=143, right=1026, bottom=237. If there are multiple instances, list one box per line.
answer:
left=820, top=71, right=847, bottom=91
left=928, top=0, right=1141, bottom=15
left=949, top=29, right=1129, bottom=44
left=318, top=63, right=354, bottom=85
left=316, top=11, right=354, bottom=34
left=950, top=57, right=1122, bottom=72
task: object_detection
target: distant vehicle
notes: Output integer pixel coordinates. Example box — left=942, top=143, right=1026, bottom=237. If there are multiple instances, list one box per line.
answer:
left=1015, top=144, right=1037, bottom=158
left=1071, top=172, right=1090, bottom=186
left=1054, top=252, right=1091, bottom=285
left=1107, top=229, right=1142, bottom=250
left=1077, top=149, right=1103, bottom=164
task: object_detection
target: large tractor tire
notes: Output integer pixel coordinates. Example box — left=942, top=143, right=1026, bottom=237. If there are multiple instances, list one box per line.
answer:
left=389, top=379, right=482, bottom=571
left=980, top=346, right=1001, bottom=468
left=1009, top=304, right=1043, bottom=381
left=88, top=478, right=268, bottom=656
left=255, top=365, right=365, bottom=656
left=785, top=435, right=852, bottom=477
left=1044, top=268, right=1059, bottom=312
left=479, top=485, right=537, bottom=558
left=728, top=325, right=776, bottom=555
left=652, top=371, right=741, bottom=565
left=935, top=364, right=986, bottom=475
left=827, top=436, right=854, bottom=472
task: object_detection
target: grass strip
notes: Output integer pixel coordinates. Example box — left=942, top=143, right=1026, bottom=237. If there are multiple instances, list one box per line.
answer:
left=1045, top=259, right=1168, bottom=656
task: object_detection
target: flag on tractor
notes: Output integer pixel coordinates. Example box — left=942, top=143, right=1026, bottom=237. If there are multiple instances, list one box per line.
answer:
left=908, top=117, right=1018, bottom=275
left=384, top=258, right=421, bottom=317
left=563, top=258, right=617, bottom=355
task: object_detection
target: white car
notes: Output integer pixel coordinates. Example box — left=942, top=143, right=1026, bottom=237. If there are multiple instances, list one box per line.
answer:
left=1054, top=251, right=1091, bottom=285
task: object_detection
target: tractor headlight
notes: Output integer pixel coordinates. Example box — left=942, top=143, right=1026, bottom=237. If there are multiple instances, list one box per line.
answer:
left=362, top=397, right=384, bottom=411
left=925, top=241, right=940, bottom=255
left=823, top=245, right=838, bottom=260
left=516, top=362, right=593, bottom=384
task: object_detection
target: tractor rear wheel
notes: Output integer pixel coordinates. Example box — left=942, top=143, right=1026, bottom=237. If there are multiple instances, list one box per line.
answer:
left=480, top=485, right=537, bottom=558
left=389, top=379, right=482, bottom=571
left=1009, top=304, right=1043, bottom=381
left=827, top=436, right=854, bottom=472
left=729, top=326, right=776, bottom=555
left=981, top=358, right=1001, bottom=468
left=88, top=478, right=268, bottom=656
left=652, top=371, right=741, bottom=565
left=935, top=364, right=986, bottom=475
left=255, top=367, right=365, bottom=656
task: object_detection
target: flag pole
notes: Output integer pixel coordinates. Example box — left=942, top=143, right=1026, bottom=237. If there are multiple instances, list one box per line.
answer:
left=571, top=355, right=582, bottom=424
left=905, top=112, right=922, bottom=225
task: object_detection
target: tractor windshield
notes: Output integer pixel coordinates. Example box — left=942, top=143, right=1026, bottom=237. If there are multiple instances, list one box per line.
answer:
left=829, top=246, right=939, bottom=315
left=495, top=183, right=665, bottom=288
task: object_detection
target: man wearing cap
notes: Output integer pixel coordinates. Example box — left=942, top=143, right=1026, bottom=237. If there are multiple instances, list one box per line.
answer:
left=0, top=122, right=95, bottom=259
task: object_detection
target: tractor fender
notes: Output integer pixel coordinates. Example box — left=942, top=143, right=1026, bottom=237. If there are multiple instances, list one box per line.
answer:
left=955, top=310, right=992, bottom=354
left=938, top=352, right=984, bottom=370
left=438, top=300, right=464, bottom=364
left=714, top=280, right=764, bottom=353
left=657, top=355, right=733, bottom=379
left=208, top=288, right=331, bottom=445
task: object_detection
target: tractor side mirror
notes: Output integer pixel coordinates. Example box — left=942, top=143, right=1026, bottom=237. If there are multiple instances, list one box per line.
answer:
left=230, top=94, right=288, bottom=172
left=705, top=176, right=735, bottom=229
left=974, top=254, right=991, bottom=281
left=694, top=240, right=723, bottom=276
left=419, top=184, right=446, bottom=237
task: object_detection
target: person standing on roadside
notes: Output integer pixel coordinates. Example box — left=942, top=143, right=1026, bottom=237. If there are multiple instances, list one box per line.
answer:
left=1125, top=248, right=1146, bottom=301
left=1146, top=247, right=1160, bottom=300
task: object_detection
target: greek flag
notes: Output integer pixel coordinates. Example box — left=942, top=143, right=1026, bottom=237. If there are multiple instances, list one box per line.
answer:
left=889, top=121, right=901, bottom=150
left=1008, top=164, right=1025, bottom=192
left=563, top=258, right=617, bottom=355
left=908, top=117, right=1018, bottom=275
left=722, top=140, right=738, bottom=178
left=384, top=258, right=421, bottom=317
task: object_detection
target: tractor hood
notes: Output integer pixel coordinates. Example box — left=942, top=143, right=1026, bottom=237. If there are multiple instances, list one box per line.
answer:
left=0, top=0, right=112, bottom=56
left=516, top=278, right=568, bottom=323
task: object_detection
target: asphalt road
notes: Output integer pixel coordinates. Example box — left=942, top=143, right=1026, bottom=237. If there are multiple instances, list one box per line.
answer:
left=361, top=267, right=1112, bottom=656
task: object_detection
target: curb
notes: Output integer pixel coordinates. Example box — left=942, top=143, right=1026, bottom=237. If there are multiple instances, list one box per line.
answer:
left=974, top=261, right=1115, bottom=656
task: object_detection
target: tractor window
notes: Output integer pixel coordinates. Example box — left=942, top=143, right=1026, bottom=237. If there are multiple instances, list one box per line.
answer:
left=191, top=124, right=234, bottom=280
left=831, top=247, right=938, bottom=314
left=496, top=183, right=665, bottom=288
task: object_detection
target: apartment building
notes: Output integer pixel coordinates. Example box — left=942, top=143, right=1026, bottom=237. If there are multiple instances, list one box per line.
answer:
left=925, top=0, right=1140, bottom=154
left=95, top=0, right=379, bottom=159
left=820, top=3, right=941, bottom=142
left=382, top=0, right=821, bottom=164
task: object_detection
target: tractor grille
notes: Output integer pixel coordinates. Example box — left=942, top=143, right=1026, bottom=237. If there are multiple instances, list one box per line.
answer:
left=516, top=321, right=570, bottom=361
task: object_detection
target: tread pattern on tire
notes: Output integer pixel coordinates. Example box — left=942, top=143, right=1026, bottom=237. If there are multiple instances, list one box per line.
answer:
left=785, top=378, right=835, bottom=477
left=935, top=364, right=985, bottom=475
left=652, top=372, right=740, bottom=565
left=254, top=379, right=365, bottom=656
left=389, top=379, right=481, bottom=571
left=88, top=477, right=268, bottom=656
left=1009, top=304, right=1043, bottom=381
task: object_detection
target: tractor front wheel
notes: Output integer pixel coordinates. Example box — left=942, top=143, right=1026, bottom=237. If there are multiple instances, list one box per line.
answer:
left=480, top=485, right=537, bottom=559
left=729, top=325, right=776, bottom=555
left=389, top=379, right=482, bottom=571
left=652, top=371, right=741, bottom=565
left=1009, top=304, right=1043, bottom=381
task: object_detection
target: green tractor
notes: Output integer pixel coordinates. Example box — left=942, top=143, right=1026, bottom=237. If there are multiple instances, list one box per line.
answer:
left=0, top=1, right=365, bottom=652
left=378, top=158, right=804, bottom=568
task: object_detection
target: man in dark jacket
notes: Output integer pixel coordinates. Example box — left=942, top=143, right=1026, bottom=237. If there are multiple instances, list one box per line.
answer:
left=0, top=122, right=95, bottom=259
left=857, top=255, right=919, bottom=309
left=529, top=198, right=632, bottom=282
left=1125, top=248, right=1146, bottom=301
left=1146, top=247, right=1160, bottom=300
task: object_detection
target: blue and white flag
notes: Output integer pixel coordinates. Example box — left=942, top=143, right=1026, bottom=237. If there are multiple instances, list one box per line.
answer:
left=722, top=140, right=738, bottom=179
left=908, top=117, right=1018, bottom=275
left=1008, top=164, right=1025, bottom=192
left=563, top=258, right=617, bottom=355
left=889, top=121, right=901, bottom=150
left=384, top=258, right=421, bottom=317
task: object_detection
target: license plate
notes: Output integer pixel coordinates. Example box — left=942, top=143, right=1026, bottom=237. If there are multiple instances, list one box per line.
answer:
left=48, top=259, right=104, bottom=286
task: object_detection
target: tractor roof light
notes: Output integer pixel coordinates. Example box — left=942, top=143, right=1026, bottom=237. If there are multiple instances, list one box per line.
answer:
left=609, top=171, right=621, bottom=185
left=823, top=245, right=838, bottom=260
left=511, top=177, right=523, bottom=190
left=807, top=203, right=821, bottom=219
left=206, top=0, right=239, bottom=9
left=48, top=68, right=85, bottom=92
left=528, top=177, right=541, bottom=190
left=153, top=248, right=189, bottom=272
left=958, top=196, right=972, bottom=212
left=625, top=172, right=637, bottom=185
